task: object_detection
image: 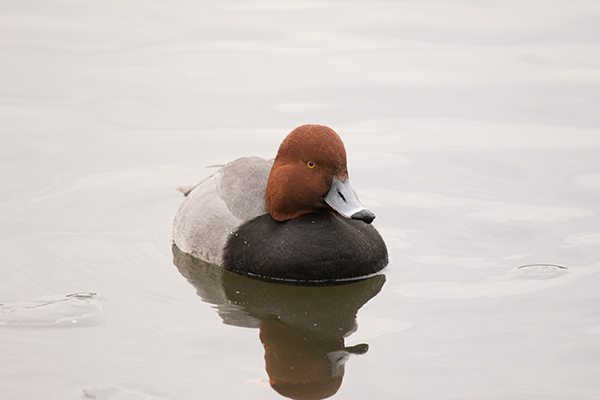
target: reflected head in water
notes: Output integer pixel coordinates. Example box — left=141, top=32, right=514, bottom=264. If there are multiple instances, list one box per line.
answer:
left=261, top=318, right=368, bottom=400
left=173, top=245, right=385, bottom=399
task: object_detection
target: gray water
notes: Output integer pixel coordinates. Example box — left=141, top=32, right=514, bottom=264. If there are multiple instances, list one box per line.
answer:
left=1, top=1, right=600, bottom=399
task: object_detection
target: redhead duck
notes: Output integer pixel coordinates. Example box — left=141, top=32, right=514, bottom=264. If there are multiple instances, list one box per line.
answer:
left=173, top=124, right=388, bottom=282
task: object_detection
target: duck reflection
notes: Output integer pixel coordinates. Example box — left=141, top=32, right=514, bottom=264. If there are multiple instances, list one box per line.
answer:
left=173, top=245, right=385, bottom=400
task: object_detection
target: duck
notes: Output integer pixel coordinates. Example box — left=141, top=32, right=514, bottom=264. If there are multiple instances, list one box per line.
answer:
left=173, top=124, right=388, bottom=282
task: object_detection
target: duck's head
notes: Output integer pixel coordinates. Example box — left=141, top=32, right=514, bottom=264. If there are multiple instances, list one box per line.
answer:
left=265, top=124, right=375, bottom=224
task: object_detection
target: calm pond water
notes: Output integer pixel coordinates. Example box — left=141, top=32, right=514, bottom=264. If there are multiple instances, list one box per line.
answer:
left=1, top=1, right=600, bottom=399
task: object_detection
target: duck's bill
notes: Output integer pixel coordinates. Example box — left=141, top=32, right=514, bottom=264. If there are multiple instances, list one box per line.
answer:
left=324, top=177, right=375, bottom=224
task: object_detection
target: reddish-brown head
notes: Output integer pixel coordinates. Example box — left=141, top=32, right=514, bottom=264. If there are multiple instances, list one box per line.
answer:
left=266, top=125, right=349, bottom=221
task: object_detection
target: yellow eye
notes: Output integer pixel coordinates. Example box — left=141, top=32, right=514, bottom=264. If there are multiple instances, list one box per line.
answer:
left=307, top=161, right=315, bottom=169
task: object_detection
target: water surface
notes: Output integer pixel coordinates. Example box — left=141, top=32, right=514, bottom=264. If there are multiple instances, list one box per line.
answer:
left=1, top=1, right=599, bottom=399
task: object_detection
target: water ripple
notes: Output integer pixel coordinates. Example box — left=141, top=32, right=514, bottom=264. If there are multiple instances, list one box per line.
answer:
left=393, top=264, right=590, bottom=300
left=0, top=292, right=104, bottom=328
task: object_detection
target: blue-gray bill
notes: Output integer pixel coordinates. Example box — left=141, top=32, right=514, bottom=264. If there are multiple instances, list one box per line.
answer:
left=324, top=176, right=375, bottom=224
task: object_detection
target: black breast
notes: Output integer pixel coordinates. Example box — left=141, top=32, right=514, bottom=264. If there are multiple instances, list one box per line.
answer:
left=223, top=213, right=388, bottom=283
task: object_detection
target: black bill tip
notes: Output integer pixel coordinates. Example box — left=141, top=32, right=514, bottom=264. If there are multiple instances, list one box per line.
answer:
left=351, top=209, right=375, bottom=224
